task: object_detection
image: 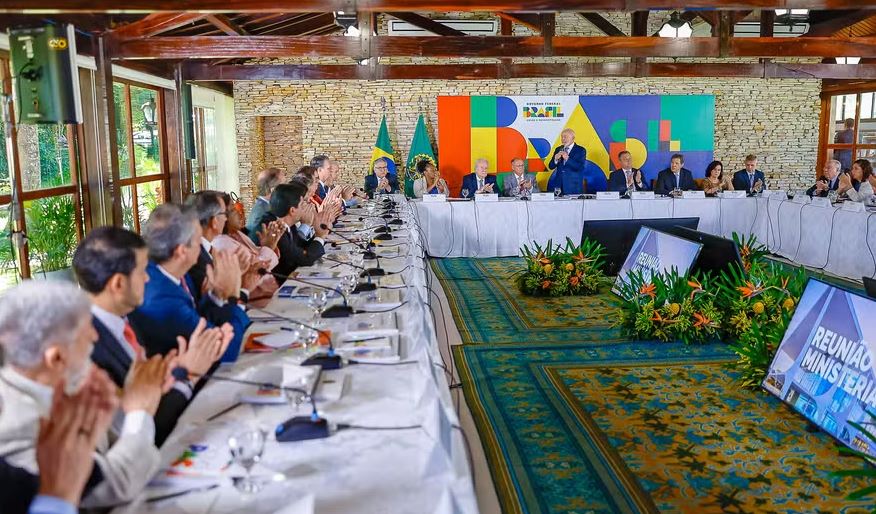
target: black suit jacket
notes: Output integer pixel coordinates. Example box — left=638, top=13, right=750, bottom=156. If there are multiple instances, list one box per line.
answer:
left=187, top=246, right=211, bottom=305
left=806, top=174, right=842, bottom=197
left=654, top=168, right=696, bottom=195
left=91, top=317, right=190, bottom=447
left=732, top=169, right=766, bottom=192
left=259, top=213, right=326, bottom=277
left=607, top=169, right=649, bottom=192
left=0, top=458, right=38, bottom=514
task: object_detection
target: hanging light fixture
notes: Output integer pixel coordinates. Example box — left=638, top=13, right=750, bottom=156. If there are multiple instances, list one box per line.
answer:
left=658, top=12, right=693, bottom=38
left=141, top=99, right=156, bottom=126
left=334, top=11, right=359, bottom=37
left=836, top=57, right=861, bottom=65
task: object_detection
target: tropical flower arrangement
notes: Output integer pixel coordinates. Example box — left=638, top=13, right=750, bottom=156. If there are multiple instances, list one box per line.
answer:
left=613, top=269, right=723, bottom=344
left=516, top=237, right=607, bottom=297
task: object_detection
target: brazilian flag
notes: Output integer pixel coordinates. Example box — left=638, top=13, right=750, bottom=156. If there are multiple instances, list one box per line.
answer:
left=369, top=115, right=397, bottom=176
left=405, top=114, right=436, bottom=197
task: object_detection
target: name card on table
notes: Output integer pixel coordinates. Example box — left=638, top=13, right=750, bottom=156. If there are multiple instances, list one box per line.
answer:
left=681, top=190, right=706, bottom=199
left=422, top=194, right=446, bottom=203
left=842, top=201, right=866, bottom=212
left=474, top=193, right=499, bottom=202
left=763, top=189, right=787, bottom=200
left=720, top=190, right=747, bottom=199
left=596, top=191, right=620, bottom=200
left=531, top=192, right=555, bottom=202
left=811, top=196, right=832, bottom=208
left=630, top=191, right=655, bottom=200
left=791, top=194, right=811, bottom=204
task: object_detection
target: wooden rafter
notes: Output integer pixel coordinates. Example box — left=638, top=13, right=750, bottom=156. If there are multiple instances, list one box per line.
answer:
left=108, top=12, right=206, bottom=40
left=112, top=34, right=876, bottom=60
left=496, top=12, right=542, bottom=32
left=386, top=12, right=466, bottom=36
left=579, top=12, right=625, bottom=37
left=205, top=14, right=248, bottom=35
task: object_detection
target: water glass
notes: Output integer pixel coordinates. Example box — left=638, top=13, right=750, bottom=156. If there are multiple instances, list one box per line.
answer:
left=308, top=290, right=328, bottom=321
left=553, top=187, right=562, bottom=198
left=339, top=273, right=357, bottom=297
left=461, top=188, right=470, bottom=199
left=228, top=428, right=267, bottom=494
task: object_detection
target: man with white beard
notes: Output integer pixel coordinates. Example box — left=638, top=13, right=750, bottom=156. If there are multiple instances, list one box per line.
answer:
left=0, top=281, right=171, bottom=507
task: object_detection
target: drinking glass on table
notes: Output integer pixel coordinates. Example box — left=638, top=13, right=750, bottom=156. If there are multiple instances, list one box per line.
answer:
left=460, top=188, right=470, bottom=200
left=307, top=290, right=328, bottom=324
left=228, top=428, right=267, bottom=494
left=339, top=273, right=358, bottom=297
left=553, top=187, right=562, bottom=198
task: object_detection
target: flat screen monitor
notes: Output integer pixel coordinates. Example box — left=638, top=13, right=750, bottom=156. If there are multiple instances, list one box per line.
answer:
left=656, top=226, right=744, bottom=276
left=863, top=276, right=876, bottom=299
left=581, top=217, right=699, bottom=276
left=611, top=227, right=703, bottom=297
left=763, top=278, right=876, bottom=458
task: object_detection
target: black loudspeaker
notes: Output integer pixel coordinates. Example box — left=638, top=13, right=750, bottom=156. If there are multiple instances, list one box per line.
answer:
left=8, top=24, right=82, bottom=124
left=180, top=83, right=195, bottom=160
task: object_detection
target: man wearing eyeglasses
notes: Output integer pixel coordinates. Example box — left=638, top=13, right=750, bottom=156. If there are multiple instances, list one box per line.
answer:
left=364, top=158, right=399, bottom=197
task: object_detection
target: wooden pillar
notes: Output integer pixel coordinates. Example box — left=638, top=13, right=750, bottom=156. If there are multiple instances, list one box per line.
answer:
left=94, top=34, right=122, bottom=226
left=173, top=63, right=191, bottom=199
left=0, top=60, right=30, bottom=278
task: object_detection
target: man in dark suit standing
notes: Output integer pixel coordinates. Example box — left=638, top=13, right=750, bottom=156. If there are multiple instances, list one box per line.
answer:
left=807, top=159, right=843, bottom=197
left=364, top=157, right=399, bottom=197
left=732, top=154, right=767, bottom=194
left=258, top=182, right=331, bottom=278
left=73, top=226, right=230, bottom=446
left=459, top=158, right=498, bottom=198
left=607, top=150, right=649, bottom=193
left=129, top=204, right=249, bottom=364
left=547, top=128, right=587, bottom=195
left=654, top=153, right=696, bottom=195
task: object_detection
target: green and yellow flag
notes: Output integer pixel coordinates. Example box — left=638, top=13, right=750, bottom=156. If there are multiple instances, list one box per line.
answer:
left=405, top=114, right=436, bottom=197
left=369, top=115, right=397, bottom=176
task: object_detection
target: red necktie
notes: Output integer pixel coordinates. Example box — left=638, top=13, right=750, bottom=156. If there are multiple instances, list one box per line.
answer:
left=122, top=320, right=144, bottom=358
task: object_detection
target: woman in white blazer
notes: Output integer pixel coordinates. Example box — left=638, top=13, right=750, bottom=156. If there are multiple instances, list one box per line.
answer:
left=412, top=160, right=448, bottom=198
left=839, top=158, right=874, bottom=202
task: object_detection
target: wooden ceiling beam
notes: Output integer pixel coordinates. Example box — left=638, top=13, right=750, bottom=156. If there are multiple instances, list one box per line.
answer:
left=107, top=12, right=207, bottom=40
left=4, top=1, right=876, bottom=13
left=204, top=14, right=248, bottom=35
left=579, top=12, right=625, bottom=37
left=496, top=12, right=542, bottom=32
left=386, top=12, right=467, bottom=36
left=760, top=9, right=776, bottom=36
left=183, top=61, right=876, bottom=81
left=112, top=35, right=876, bottom=60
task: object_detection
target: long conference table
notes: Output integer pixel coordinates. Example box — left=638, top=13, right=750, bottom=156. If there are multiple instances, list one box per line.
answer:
left=413, top=195, right=874, bottom=283
left=116, top=196, right=476, bottom=514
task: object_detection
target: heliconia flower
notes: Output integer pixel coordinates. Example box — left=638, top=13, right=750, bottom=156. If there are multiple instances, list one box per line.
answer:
left=541, top=280, right=551, bottom=290
left=639, top=283, right=656, bottom=298
left=569, top=276, right=580, bottom=286
left=693, top=312, right=711, bottom=328
left=737, top=281, right=761, bottom=298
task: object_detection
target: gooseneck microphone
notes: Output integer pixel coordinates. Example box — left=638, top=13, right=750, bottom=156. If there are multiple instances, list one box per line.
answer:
left=323, top=225, right=377, bottom=260
left=172, top=366, right=329, bottom=442
left=248, top=306, right=343, bottom=370
left=318, top=255, right=377, bottom=292
left=321, top=224, right=385, bottom=277
left=258, top=269, right=353, bottom=318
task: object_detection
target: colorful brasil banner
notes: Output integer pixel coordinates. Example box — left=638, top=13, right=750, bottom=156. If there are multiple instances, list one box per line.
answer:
left=437, top=95, right=715, bottom=196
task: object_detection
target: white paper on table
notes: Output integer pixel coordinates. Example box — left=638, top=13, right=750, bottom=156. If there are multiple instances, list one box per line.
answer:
left=272, top=494, right=315, bottom=514
left=254, top=331, right=299, bottom=349
left=342, top=328, right=400, bottom=340
left=314, top=372, right=348, bottom=402
left=282, top=364, right=318, bottom=391
left=357, top=301, right=403, bottom=312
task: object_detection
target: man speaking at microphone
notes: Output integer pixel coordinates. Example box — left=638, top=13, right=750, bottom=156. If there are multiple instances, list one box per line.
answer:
left=547, top=128, right=587, bottom=195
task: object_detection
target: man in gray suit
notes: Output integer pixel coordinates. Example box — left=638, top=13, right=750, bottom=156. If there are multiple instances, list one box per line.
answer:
left=0, top=281, right=170, bottom=508
left=503, top=157, right=540, bottom=197
left=247, top=167, right=285, bottom=243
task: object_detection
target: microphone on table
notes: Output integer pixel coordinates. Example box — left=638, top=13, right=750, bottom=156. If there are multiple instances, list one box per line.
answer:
left=172, top=366, right=330, bottom=442
left=258, top=269, right=354, bottom=318
left=322, top=224, right=385, bottom=277
left=318, top=255, right=377, bottom=292
left=248, top=306, right=343, bottom=370
left=323, top=225, right=377, bottom=260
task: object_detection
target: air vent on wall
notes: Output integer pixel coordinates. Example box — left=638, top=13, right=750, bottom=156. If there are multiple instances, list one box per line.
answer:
left=733, top=21, right=809, bottom=38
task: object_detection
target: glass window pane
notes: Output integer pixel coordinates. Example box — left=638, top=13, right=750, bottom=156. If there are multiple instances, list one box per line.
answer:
left=860, top=108, right=876, bottom=145
left=130, top=86, right=161, bottom=176
left=857, top=149, right=876, bottom=161
left=25, top=194, right=77, bottom=275
left=0, top=204, right=20, bottom=290
left=114, top=83, right=131, bottom=179
left=16, top=124, right=72, bottom=190
left=121, top=185, right=136, bottom=231
left=203, top=108, right=218, bottom=189
left=0, top=118, right=10, bottom=195
left=862, top=93, right=874, bottom=120
left=136, top=180, right=163, bottom=229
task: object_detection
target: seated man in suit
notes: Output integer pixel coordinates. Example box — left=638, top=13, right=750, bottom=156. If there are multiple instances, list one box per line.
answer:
left=607, top=150, right=649, bottom=193
left=807, top=159, right=843, bottom=197
left=0, top=281, right=170, bottom=508
left=364, top=157, right=399, bottom=197
left=732, top=154, right=767, bottom=194
left=2, top=363, right=116, bottom=514
left=246, top=167, right=285, bottom=242
left=547, top=128, right=587, bottom=195
left=654, top=153, right=696, bottom=195
left=258, top=182, right=331, bottom=278
left=460, top=158, right=497, bottom=198
left=128, top=204, right=249, bottom=363
left=503, top=157, right=540, bottom=197
left=186, top=191, right=259, bottom=305
left=73, top=226, right=231, bottom=446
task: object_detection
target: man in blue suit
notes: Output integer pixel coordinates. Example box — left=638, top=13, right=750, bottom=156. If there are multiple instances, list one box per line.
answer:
left=129, top=204, right=249, bottom=364
left=732, top=154, right=767, bottom=194
left=654, top=153, right=697, bottom=195
left=547, top=128, right=587, bottom=195
left=607, top=150, right=649, bottom=193
left=459, top=158, right=498, bottom=198
left=364, top=157, right=399, bottom=197
left=74, top=226, right=231, bottom=446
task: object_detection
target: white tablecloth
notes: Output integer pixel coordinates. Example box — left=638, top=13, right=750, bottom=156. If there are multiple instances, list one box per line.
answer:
left=117, top=196, right=476, bottom=514
left=413, top=196, right=876, bottom=282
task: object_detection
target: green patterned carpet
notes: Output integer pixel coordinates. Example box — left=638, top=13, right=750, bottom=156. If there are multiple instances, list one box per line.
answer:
left=431, top=258, right=621, bottom=344
left=434, top=257, right=871, bottom=514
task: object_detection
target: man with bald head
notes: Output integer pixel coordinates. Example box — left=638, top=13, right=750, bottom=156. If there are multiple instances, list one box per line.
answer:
left=547, top=128, right=587, bottom=195
left=807, top=159, right=844, bottom=197
left=247, top=167, right=285, bottom=239
left=459, top=158, right=497, bottom=198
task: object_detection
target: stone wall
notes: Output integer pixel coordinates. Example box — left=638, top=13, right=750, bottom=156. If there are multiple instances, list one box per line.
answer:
left=234, top=77, right=821, bottom=204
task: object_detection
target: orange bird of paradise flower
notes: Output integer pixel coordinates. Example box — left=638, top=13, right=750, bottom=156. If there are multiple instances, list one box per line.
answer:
left=737, top=281, right=763, bottom=298
left=639, top=283, right=656, bottom=298
left=693, top=312, right=713, bottom=328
